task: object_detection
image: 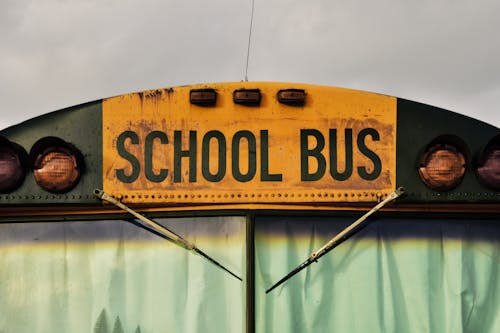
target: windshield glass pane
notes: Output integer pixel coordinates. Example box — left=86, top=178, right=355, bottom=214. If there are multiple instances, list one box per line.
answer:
left=255, top=216, right=500, bottom=332
left=0, top=216, right=245, bottom=333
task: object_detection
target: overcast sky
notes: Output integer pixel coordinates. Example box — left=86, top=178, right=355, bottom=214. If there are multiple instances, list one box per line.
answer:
left=1, top=0, right=499, bottom=130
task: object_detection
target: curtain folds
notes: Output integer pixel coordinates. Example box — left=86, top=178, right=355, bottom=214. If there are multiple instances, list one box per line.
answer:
left=0, top=217, right=246, bottom=333
left=255, top=217, right=499, bottom=333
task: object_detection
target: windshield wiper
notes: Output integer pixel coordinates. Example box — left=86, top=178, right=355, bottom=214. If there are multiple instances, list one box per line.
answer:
left=94, top=189, right=242, bottom=281
left=266, top=187, right=405, bottom=293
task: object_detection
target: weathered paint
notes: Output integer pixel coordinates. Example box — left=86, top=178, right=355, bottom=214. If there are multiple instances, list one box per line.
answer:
left=0, top=82, right=498, bottom=209
left=0, top=101, right=102, bottom=205
left=396, top=99, right=500, bottom=202
left=102, top=83, right=397, bottom=204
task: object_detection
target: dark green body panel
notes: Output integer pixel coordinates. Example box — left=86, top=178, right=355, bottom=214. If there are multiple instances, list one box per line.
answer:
left=0, top=93, right=498, bottom=206
left=0, top=101, right=103, bottom=205
left=396, top=99, right=499, bottom=202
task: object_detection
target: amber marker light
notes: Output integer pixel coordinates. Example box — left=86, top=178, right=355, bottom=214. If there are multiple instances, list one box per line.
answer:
left=0, top=137, right=27, bottom=193
left=277, top=89, right=306, bottom=106
left=419, top=143, right=466, bottom=191
left=31, top=137, right=82, bottom=193
left=476, top=136, right=500, bottom=191
left=233, top=89, right=261, bottom=106
left=190, top=89, right=217, bottom=106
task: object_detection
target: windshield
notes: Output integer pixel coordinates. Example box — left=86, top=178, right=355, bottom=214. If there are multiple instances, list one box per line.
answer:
left=255, top=216, right=500, bottom=332
left=0, top=216, right=246, bottom=333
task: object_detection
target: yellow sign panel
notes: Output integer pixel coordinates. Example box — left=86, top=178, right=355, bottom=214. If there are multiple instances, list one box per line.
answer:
left=103, top=83, right=396, bottom=204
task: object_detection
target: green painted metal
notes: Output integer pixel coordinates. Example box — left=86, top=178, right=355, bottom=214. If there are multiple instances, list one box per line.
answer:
left=0, top=101, right=103, bottom=205
left=396, top=99, right=499, bottom=203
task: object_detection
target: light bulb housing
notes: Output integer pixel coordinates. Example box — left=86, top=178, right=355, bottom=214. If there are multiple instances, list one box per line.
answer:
left=475, top=135, right=500, bottom=191
left=190, top=89, right=217, bottom=106
left=233, top=89, right=261, bottom=106
left=418, top=137, right=468, bottom=191
left=277, top=89, right=306, bottom=106
left=0, top=137, right=28, bottom=193
left=30, top=137, right=84, bottom=193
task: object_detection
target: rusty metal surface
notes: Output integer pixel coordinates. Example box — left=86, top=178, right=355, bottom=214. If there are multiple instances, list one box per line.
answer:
left=1, top=202, right=500, bottom=219
left=102, top=83, right=397, bottom=204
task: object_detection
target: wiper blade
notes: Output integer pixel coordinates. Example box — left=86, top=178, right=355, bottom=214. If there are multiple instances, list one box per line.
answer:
left=94, top=189, right=242, bottom=281
left=266, top=187, right=405, bottom=294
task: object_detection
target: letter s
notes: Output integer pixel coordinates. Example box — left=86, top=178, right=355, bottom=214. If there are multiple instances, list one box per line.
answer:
left=357, top=128, right=382, bottom=180
left=116, top=131, right=141, bottom=183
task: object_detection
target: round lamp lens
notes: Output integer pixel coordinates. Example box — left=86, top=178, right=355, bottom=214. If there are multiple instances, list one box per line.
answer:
left=419, top=144, right=466, bottom=190
left=476, top=148, right=500, bottom=190
left=34, top=148, right=80, bottom=193
left=0, top=146, right=25, bottom=193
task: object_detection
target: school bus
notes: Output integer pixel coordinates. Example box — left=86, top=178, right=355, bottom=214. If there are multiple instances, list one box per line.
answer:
left=0, top=82, right=498, bottom=333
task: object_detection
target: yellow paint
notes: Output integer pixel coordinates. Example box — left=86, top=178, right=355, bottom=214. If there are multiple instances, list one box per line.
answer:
left=103, top=82, right=396, bottom=204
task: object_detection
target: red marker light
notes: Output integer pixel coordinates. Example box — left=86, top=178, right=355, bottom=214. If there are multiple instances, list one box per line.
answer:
left=0, top=138, right=27, bottom=193
left=476, top=136, right=500, bottom=190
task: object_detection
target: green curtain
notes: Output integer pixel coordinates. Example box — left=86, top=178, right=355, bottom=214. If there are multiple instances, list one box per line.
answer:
left=255, top=217, right=500, bottom=333
left=1, top=215, right=498, bottom=332
left=0, top=216, right=246, bottom=333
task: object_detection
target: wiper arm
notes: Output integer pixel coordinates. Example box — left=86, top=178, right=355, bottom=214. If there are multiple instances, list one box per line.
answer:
left=94, top=189, right=242, bottom=281
left=266, top=187, right=405, bottom=294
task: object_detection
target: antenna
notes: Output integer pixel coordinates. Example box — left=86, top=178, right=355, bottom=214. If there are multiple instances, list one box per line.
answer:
left=244, top=0, right=255, bottom=82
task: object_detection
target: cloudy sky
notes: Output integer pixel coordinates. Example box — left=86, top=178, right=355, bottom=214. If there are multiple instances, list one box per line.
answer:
left=1, top=0, right=499, bottom=130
